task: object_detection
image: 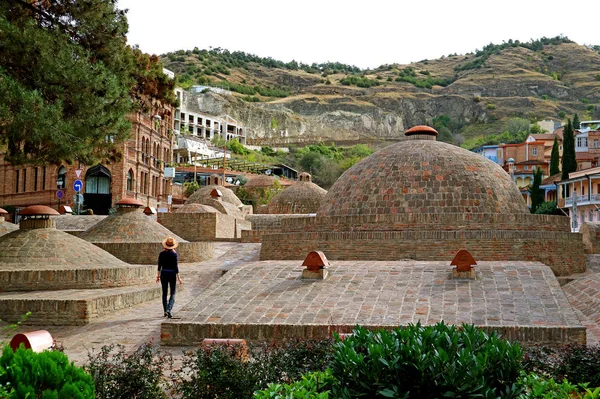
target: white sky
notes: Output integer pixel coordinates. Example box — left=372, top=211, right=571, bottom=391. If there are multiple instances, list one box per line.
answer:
left=118, top=0, right=599, bottom=70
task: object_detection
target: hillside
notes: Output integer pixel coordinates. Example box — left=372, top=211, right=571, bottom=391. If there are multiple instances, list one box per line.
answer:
left=160, top=37, right=600, bottom=148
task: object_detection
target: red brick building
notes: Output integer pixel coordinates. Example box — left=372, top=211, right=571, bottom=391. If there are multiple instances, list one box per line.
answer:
left=0, top=108, right=174, bottom=215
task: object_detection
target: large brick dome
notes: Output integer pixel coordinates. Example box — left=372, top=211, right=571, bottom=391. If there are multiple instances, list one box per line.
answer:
left=318, top=139, right=529, bottom=217
left=267, top=173, right=327, bottom=214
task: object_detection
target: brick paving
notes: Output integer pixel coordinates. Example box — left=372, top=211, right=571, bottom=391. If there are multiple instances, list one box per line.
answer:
left=162, top=260, right=586, bottom=346
left=2, top=243, right=260, bottom=365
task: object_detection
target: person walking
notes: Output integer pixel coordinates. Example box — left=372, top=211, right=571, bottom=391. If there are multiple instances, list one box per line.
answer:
left=157, top=236, right=183, bottom=318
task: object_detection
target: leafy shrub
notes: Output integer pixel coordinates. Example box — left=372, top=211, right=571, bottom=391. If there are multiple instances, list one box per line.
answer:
left=487, top=103, right=497, bottom=109
left=518, top=372, right=581, bottom=398
left=183, top=181, right=200, bottom=197
left=595, top=74, right=600, bottom=81
left=86, top=343, right=171, bottom=399
left=330, top=323, right=523, bottom=398
left=1, top=345, right=94, bottom=399
left=339, top=75, right=379, bottom=88
left=523, top=345, right=600, bottom=387
left=226, top=138, right=249, bottom=155
left=254, top=370, right=334, bottom=399
left=174, top=339, right=334, bottom=399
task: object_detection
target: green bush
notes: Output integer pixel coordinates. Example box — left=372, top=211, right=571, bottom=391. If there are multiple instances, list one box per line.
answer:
left=0, top=345, right=94, bottom=399
left=85, top=343, right=171, bottom=399
left=183, top=181, right=200, bottom=197
left=174, top=339, right=334, bottom=399
left=330, top=323, right=523, bottom=398
left=523, top=345, right=600, bottom=387
left=339, top=75, right=379, bottom=88
left=254, top=370, right=334, bottom=399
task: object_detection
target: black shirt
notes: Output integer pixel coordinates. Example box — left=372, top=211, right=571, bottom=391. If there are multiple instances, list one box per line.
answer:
left=158, top=250, right=179, bottom=274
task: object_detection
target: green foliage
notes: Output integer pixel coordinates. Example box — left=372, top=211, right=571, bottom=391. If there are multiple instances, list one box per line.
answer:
left=454, top=36, right=573, bottom=72
left=595, top=74, right=600, bottom=81
left=394, top=67, right=454, bottom=88
left=573, top=113, right=580, bottom=130
left=530, top=168, right=544, bottom=213
left=271, top=117, right=278, bottom=130
left=330, top=323, right=524, bottom=398
left=227, top=138, right=250, bottom=155
left=0, top=1, right=174, bottom=166
left=533, top=201, right=562, bottom=215
left=340, top=75, right=379, bottom=88
left=558, top=111, right=566, bottom=119
left=260, top=146, right=277, bottom=157
left=254, top=370, right=334, bottom=399
left=562, top=119, right=577, bottom=180
left=86, top=343, right=171, bottom=399
left=518, top=372, right=581, bottom=398
left=0, top=345, right=95, bottom=399
left=183, top=181, right=200, bottom=197
left=487, top=103, right=497, bottom=110
left=174, top=339, right=334, bottom=399
left=210, top=135, right=227, bottom=148
left=524, top=345, right=600, bottom=388
left=506, top=118, right=531, bottom=136
left=550, top=137, right=560, bottom=175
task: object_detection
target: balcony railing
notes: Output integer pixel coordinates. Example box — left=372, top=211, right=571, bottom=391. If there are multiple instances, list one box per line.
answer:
left=564, top=194, right=600, bottom=205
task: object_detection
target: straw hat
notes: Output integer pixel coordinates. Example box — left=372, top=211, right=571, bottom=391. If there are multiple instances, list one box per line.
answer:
left=162, top=236, right=178, bottom=249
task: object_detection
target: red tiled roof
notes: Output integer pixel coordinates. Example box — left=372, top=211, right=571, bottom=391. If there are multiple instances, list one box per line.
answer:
left=576, top=152, right=599, bottom=161
left=541, top=173, right=561, bottom=185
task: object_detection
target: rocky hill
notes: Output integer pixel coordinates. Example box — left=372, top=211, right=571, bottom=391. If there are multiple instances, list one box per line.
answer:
left=161, top=37, right=600, bottom=148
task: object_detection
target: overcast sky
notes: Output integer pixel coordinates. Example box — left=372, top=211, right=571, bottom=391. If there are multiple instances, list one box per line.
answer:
left=118, top=0, right=599, bottom=70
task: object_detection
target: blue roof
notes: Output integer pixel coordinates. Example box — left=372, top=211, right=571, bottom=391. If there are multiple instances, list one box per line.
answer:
left=472, top=145, right=499, bottom=152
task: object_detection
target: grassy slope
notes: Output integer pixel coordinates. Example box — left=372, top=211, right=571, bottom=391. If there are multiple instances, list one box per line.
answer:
left=161, top=42, right=600, bottom=143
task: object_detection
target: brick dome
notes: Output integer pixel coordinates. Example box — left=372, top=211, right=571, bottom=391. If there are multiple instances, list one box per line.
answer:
left=318, top=139, right=529, bottom=217
left=0, top=208, right=18, bottom=237
left=175, top=203, right=220, bottom=214
left=267, top=179, right=327, bottom=214
left=245, top=175, right=277, bottom=188
left=186, top=185, right=243, bottom=207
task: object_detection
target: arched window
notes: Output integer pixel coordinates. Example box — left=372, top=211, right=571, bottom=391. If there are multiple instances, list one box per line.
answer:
left=57, top=166, right=67, bottom=189
left=126, top=169, right=133, bottom=191
left=85, top=165, right=111, bottom=194
left=141, top=137, right=146, bottom=163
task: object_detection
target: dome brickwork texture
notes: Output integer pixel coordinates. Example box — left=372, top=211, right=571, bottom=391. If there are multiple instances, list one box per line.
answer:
left=267, top=181, right=327, bottom=214
left=259, top=128, right=586, bottom=276
left=175, top=203, right=220, bottom=214
left=319, top=140, right=529, bottom=217
left=186, top=185, right=243, bottom=207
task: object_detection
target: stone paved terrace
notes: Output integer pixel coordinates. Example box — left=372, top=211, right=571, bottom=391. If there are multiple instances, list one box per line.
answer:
left=0, top=243, right=260, bottom=365
left=162, top=260, right=586, bottom=346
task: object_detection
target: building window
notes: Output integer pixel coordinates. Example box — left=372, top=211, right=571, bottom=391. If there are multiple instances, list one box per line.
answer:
left=57, top=166, right=67, bottom=189
left=15, top=170, right=19, bottom=193
left=22, top=169, right=26, bottom=192
left=577, top=137, right=588, bottom=148
left=532, top=148, right=538, bottom=156
left=532, top=166, right=536, bottom=171
left=34, top=167, right=38, bottom=191
left=524, top=165, right=529, bottom=171
left=595, top=139, right=599, bottom=149
left=42, top=166, right=46, bottom=190
left=127, top=169, right=133, bottom=191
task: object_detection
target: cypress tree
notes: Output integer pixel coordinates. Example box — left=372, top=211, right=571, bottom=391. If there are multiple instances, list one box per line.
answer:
left=561, top=119, right=577, bottom=180
left=573, top=113, right=581, bottom=130
left=530, top=168, right=544, bottom=213
left=550, top=136, right=560, bottom=175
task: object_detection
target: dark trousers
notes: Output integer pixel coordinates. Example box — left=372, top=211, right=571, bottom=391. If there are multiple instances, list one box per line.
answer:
left=161, top=271, right=177, bottom=312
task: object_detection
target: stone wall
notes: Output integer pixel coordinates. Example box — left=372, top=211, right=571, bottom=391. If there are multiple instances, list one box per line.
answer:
left=241, top=214, right=315, bottom=242
left=93, top=241, right=214, bottom=264
left=580, top=222, right=600, bottom=254
left=0, top=264, right=156, bottom=291
left=158, top=213, right=249, bottom=241
left=161, top=322, right=585, bottom=347
left=259, top=230, right=586, bottom=276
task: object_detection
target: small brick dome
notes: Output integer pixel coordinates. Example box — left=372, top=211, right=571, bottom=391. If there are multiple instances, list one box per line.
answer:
left=19, top=205, right=60, bottom=216
left=318, top=139, right=529, bottom=217
left=267, top=178, right=327, bottom=214
left=244, top=174, right=277, bottom=188
left=186, top=185, right=243, bottom=207
left=175, top=204, right=220, bottom=214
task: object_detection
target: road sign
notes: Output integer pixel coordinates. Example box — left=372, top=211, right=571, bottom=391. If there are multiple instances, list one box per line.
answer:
left=75, top=169, right=83, bottom=178
left=73, top=194, right=84, bottom=203
left=73, top=179, right=83, bottom=192
left=56, top=190, right=64, bottom=199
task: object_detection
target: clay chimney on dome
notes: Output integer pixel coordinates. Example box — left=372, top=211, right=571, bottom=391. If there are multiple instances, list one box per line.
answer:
left=18, top=205, right=59, bottom=229
left=405, top=125, right=438, bottom=141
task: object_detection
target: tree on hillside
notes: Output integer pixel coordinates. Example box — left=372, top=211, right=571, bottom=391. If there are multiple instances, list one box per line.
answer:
left=561, top=119, right=577, bottom=180
left=505, top=117, right=531, bottom=136
left=0, top=0, right=174, bottom=166
left=550, top=137, right=560, bottom=175
left=573, top=113, right=581, bottom=130
left=530, top=168, right=544, bottom=213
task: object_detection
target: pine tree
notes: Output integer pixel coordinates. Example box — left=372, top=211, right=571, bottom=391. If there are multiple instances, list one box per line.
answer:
left=0, top=0, right=175, bottom=165
left=573, top=113, right=580, bottom=130
left=561, top=119, right=577, bottom=180
left=530, top=168, right=544, bottom=213
left=550, top=136, right=560, bottom=175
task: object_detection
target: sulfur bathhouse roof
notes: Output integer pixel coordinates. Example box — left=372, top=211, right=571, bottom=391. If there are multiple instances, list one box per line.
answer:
left=175, top=203, right=220, bottom=213
left=267, top=173, right=327, bottom=214
left=319, top=128, right=529, bottom=217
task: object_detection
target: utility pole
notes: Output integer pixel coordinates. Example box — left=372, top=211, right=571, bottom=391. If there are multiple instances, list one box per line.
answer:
left=222, top=139, right=227, bottom=183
